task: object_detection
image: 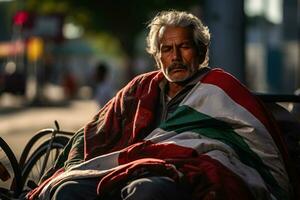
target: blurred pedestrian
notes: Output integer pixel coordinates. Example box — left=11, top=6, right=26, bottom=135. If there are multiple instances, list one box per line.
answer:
left=93, top=62, right=113, bottom=107
left=62, top=69, right=77, bottom=99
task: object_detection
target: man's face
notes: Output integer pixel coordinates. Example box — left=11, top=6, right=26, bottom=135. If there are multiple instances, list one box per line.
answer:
left=157, top=26, right=203, bottom=83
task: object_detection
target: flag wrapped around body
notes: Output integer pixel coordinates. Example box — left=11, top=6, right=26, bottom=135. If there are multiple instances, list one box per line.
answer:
left=27, top=68, right=291, bottom=200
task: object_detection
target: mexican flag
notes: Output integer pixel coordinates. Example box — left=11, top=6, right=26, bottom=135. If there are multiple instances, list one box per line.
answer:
left=31, top=69, right=291, bottom=200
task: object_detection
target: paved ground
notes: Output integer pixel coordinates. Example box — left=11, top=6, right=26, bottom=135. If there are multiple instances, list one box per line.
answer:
left=0, top=96, right=99, bottom=189
left=0, top=98, right=99, bottom=159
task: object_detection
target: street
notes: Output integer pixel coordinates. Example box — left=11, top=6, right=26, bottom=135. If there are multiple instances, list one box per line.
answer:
left=0, top=99, right=99, bottom=160
left=0, top=93, right=98, bottom=187
left=0, top=98, right=99, bottom=189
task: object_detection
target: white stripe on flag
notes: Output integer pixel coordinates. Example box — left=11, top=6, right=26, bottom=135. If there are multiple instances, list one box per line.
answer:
left=70, top=150, right=121, bottom=171
left=146, top=129, right=237, bottom=157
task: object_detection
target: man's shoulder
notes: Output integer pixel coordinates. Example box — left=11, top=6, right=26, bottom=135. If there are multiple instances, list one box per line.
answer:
left=200, top=67, right=252, bottom=99
left=133, top=70, right=162, bottom=80
left=129, top=70, right=163, bottom=86
left=119, top=70, right=163, bottom=96
left=202, top=67, right=242, bottom=86
left=205, top=67, right=232, bottom=77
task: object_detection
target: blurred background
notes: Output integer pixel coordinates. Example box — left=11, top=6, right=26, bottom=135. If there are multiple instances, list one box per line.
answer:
left=0, top=0, right=299, bottom=104
left=0, top=0, right=299, bottom=159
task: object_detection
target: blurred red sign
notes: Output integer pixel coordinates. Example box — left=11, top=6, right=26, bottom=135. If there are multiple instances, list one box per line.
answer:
left=13, top=11, right=64, bottom=42
left=13, top=11, right=30, bottom=26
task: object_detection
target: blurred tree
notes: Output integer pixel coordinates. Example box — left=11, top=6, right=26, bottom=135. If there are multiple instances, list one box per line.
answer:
left=23, top=0, right=202, bottom=79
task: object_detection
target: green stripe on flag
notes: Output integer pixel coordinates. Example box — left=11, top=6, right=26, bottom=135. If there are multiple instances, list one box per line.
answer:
left=159, top=105, right=288, bottom=200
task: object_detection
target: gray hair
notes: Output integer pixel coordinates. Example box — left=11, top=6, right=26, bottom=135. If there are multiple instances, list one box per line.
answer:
left=146, top=10, right=211, bottom=67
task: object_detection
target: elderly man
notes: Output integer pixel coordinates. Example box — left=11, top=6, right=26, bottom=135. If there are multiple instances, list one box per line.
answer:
left=28, top=10, right=292, bottom=200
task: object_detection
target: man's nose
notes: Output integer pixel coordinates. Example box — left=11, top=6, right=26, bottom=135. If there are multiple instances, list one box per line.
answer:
left=171, top=46, right=181, bottom=61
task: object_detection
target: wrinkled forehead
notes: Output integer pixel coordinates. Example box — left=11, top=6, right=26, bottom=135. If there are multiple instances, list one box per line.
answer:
left=158, top=24, right=193, bottom=35
left=158, top=26, right=194, bottom=44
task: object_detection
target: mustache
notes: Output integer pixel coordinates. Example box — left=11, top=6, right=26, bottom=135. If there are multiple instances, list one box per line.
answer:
left=167, top=62, right=188, bottom=73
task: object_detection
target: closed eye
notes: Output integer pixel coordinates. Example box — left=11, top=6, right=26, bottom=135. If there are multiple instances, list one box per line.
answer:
left=161, top=46, right=172, bottom=53
left=180, top=42, right=194, bottom=49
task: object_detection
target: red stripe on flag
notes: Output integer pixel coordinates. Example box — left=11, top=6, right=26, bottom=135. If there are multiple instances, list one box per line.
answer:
left=118, top=141, right=198, bottom=165
left=173, top=154, right=255, bottom=199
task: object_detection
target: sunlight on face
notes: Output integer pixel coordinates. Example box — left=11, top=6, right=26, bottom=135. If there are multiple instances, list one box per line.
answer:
left=157, top=26, right=201, bottom=83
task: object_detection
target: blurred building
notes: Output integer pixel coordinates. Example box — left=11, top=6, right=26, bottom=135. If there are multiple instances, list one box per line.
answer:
left=203, top=0, right=299, bottom=94
left=244, top=0, right=299, bottom=94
